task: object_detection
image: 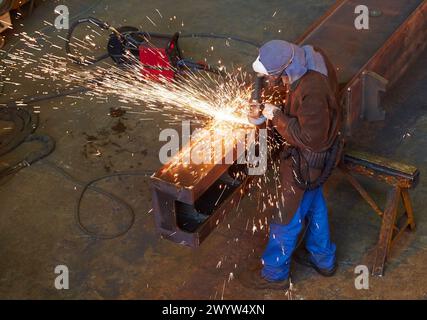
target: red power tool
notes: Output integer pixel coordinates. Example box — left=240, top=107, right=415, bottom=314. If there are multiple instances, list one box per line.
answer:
left=65, top=17, right=223, bottom=81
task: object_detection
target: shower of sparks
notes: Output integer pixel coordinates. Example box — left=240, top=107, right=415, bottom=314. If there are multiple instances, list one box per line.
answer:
left=146, top=16, right=157, bottom=27
left=86, top=61, right=252, bottom=126
left=1, top=30, right=253, bottom=128
left=0, top=23, right=289, bottom=297
left=155, top=9, right=163, bottom=19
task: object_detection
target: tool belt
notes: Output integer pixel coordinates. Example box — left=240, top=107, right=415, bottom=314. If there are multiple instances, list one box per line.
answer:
left=282, top=134, right=344, bottom=190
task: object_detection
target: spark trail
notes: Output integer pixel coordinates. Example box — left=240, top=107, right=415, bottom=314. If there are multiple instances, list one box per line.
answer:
left=2, top=28, right=253, bottom=128
left=81, top=58, right=254, bottom=126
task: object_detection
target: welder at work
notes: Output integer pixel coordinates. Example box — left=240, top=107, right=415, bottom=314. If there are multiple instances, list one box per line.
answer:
left=241, top=40, right=343, bottom=290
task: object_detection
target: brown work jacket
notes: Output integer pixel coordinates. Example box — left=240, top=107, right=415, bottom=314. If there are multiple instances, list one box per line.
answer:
left=269, top=49, right=342, bottom=224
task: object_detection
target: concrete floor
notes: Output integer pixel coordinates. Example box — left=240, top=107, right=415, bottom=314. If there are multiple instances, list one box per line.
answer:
left=1, top=0, right=427, bottom=299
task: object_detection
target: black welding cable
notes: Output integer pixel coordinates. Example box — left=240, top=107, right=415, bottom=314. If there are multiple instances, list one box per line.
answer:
left=180, top=32, right=260, bottom=48
left=0, top=106, right=35, bottom=156
left=1, top=86, right=91, bottom=108
left=65, top=17, right=114, bottom=65
left=1, top=86, right=91, bottom=107
left=42, top=160, right=154, bottom=240
left=0, top=0, right=105, bottom=94
left=125, top=31, right=261, bottom=48
left=0, top=86, right=89, bottom=171
left=0, top=87, right=92, bottom=176
left=65, top=16, right=261, bottom=67
left=0, top=133, right=56, bottom=179
left=117, top=30, right=260, bottom=50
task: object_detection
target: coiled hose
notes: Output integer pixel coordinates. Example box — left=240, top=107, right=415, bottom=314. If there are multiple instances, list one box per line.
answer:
left=291, top=135, right=344, bottom=191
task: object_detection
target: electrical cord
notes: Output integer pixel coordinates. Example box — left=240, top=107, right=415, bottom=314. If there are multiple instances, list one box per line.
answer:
left=118, top=30, right=260, bottom=48
left=0, top=133, right=55, bottom=178
left=180, top=32, right=260, bottom=48
left=42, top=159, right=154, bottom=240
left=65, top=16, right=260, bottom=67
left=0, top=105, right=36, bottom=156
left=0, top=124, right=153, bottom=240
left=0, top=0, right=105, bottom=94
left=65, top=17, right=115, bottom=65
left=1, top=86, right=91, bottom=108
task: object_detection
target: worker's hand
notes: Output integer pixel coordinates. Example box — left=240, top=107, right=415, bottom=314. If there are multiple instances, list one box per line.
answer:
left=262, top=103, right=280, bottom=120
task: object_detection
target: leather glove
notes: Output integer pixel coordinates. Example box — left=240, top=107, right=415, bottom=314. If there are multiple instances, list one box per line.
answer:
left=262, top=103, right=280, bottom=120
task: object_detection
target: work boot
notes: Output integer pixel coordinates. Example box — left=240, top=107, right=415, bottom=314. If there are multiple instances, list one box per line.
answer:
left=237, top=261, right=290, bottom=291
left=293, top=248, right=337, bottom=277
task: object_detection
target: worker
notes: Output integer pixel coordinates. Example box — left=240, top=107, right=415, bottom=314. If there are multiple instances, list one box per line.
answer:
left=240, top=40, right=343, bottom=290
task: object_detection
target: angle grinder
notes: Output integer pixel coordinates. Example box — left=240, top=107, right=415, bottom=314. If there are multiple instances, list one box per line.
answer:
left=247, top=74, right=267, bottom=126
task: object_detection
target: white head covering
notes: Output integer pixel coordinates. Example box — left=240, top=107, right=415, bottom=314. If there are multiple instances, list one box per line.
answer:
left=252, top=56, right=269, bottom=75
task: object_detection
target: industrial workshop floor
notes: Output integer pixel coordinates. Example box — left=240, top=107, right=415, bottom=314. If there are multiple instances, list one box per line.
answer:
left=1, top=0, right=427, bottom=299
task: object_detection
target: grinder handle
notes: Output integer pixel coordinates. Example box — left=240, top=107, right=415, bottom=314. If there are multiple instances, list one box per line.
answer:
left=251, top=74, right=264, bottom=103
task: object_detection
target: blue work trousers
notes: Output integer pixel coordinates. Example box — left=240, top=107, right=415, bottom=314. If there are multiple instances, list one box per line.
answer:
left=261, top=187, right=336, bottom=281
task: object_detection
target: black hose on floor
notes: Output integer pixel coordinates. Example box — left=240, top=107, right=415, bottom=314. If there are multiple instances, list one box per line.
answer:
left=65, top=17, right=113, bottom=66
left=1, top=86, right=90, bottom=108
left=0, top=98, right=53, bottom=178
left=43, top=160, right=153, bottom=240
left=0, top=106, right=36, bottom=156
left=0, top=105, right=153, bottom=240
left=180, top=32, right=260, bottom=48
left=0, top=133, right=55, bottom=178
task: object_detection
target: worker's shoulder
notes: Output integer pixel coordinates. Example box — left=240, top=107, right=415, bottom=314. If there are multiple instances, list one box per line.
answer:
left=296, top=70, right=330, bottom=95
left=312, top=46, right=334, bottom=67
